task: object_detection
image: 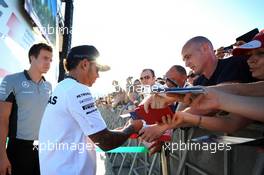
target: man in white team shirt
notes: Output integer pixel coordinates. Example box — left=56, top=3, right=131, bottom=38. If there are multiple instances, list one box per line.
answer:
left=39, top=45, right=143, bottom=175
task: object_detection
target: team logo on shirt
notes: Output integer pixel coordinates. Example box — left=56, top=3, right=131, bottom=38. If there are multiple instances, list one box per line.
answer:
left=43, top=84, right=52, bottom=95
left=76, top=92, right=91, bottom=98
left=21, top=81, right=30, bottom=88
left=43, top=83, right=51, bottom=91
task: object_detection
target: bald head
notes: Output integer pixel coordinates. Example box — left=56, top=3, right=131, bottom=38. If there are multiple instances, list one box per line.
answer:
left=182, top=36, right=214, bottom=52
left=181, top=36, right=217, bottom=77
left=165, top=65, right=187, bottom=87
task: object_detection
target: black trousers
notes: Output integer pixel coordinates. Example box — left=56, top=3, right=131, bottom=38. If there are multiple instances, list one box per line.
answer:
left=6, top=138, right=40, bottom=175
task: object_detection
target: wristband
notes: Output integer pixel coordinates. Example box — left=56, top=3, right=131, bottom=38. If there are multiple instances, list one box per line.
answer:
left=197, top=115, right=202, bottom=127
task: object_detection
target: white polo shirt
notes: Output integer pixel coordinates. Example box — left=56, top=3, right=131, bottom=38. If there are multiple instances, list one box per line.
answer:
left=39, top=78, right=107, bottom=175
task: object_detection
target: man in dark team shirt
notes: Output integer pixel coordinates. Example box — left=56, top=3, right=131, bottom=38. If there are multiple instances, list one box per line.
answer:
left=141, top=36, right=257, bottom=137
left=172, top=36, right=257, bottom=133
left=182, top=36, right=256, bottom=86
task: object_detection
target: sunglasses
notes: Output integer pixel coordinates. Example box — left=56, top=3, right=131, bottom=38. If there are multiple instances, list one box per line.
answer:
left=187, top=73, right=196, bottom=78
left=247, top=50, right=264, bottom=57
left=164, top=76, right=178, bottom=87
left=140, top=75, right=151, bottom=81
left=255, top=51, right=264, bottom=56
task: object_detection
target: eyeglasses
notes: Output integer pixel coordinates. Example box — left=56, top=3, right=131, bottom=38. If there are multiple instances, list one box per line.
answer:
left=140, top=75, right=151, bottom=81
left=89, top=61, right=99, bottom=73
left=164, top=76, right=178, bottom=87
left=95, top=67, right=99, bottom=73
left=248, top=49, right=264, bottom=56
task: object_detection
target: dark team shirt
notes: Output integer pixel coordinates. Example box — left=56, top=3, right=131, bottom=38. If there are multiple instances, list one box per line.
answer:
left=194, top=56, right=256, bottom=86
left=0, top=70, right=52, bottom=140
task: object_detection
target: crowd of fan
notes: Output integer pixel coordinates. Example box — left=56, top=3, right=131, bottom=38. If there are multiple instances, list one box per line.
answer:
left=96, top=29, right=264, bottom=175
left=96, top=66, right=196, bottom=112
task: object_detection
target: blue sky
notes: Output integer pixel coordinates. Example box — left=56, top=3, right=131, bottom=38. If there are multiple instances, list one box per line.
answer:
left=71, top=0, right=264, bottom=97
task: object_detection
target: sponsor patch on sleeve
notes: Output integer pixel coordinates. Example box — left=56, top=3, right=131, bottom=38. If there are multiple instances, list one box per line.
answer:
left=82, top=103, right=95, bottom=110
left=79, top=97, right=93, bottom=104
left=86, top=109, right=97, bottom=115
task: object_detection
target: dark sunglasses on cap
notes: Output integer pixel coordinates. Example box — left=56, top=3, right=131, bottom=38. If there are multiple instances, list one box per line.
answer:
left=187, top=73, right=196, bottom=78
left=164, top=76, right=178, bottom=87
left=254, top=51, right=264, bottom=56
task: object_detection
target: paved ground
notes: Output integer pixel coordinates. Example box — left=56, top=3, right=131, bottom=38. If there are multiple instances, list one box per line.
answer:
left=96, top=152, right=115, bottom=175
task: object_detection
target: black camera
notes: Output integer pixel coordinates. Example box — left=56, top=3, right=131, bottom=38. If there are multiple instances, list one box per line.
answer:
left=223, top=28, right=259, bottom=53
left=236, top=28, right=259, bottom=43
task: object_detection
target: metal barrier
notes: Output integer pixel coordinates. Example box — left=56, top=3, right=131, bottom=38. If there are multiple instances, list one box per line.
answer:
left=107, top=128, right=211, bottom=175
left=101, top=107, right=262, bottom=175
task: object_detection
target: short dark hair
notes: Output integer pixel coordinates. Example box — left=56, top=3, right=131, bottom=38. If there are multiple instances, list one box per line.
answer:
left=156, top=77, right=166, bottom=85
left=142, top=68, right=155, bottom=77
left=65, top=45, right=99, bottom=71
left=172, top=65, right=187, bottom=76
left=186, top=36, right=214, bottom=50
left=28, top=43, right=52, bottom=63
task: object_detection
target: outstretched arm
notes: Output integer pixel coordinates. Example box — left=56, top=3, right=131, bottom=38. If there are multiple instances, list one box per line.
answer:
left=212, top=81, right=264, bottom=96
left=190, top=87, right=264, bottom=122
left=89, top=120, right=143, bottom=151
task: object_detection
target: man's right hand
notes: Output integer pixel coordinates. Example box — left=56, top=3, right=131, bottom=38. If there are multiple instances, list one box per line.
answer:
left=148, top=141, right=163, bottom=156
left=128, top=119, right=143, bottom=133
left=215, top=46, right=226, bottom=59
left=0, top=154, right=11, bottom=175
left=139, top=124, right=168, bottom=143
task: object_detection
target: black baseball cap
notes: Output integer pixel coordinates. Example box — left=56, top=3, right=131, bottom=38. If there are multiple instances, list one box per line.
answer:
left=67, top=45, right=110, bottom=72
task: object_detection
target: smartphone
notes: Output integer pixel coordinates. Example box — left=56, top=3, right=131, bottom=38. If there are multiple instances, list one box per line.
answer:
left=236, top=28, right=259, bottom=43
left=155, top=87, right=205, bottom=94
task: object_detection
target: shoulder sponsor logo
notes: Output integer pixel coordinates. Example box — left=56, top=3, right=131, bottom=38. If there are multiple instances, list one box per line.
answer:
left=48, top=96, right=58, bottom=105
left=82, top=103, right=95, bottom=110
left=76, top=92, right=91, bottom=98
left=0, top=87, right=6, bottom=93
left=21, top=81, right=30, bottom=88
left=79, top=97, right=93, bottom=104
left=0, top=80, right=7, bottom=86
